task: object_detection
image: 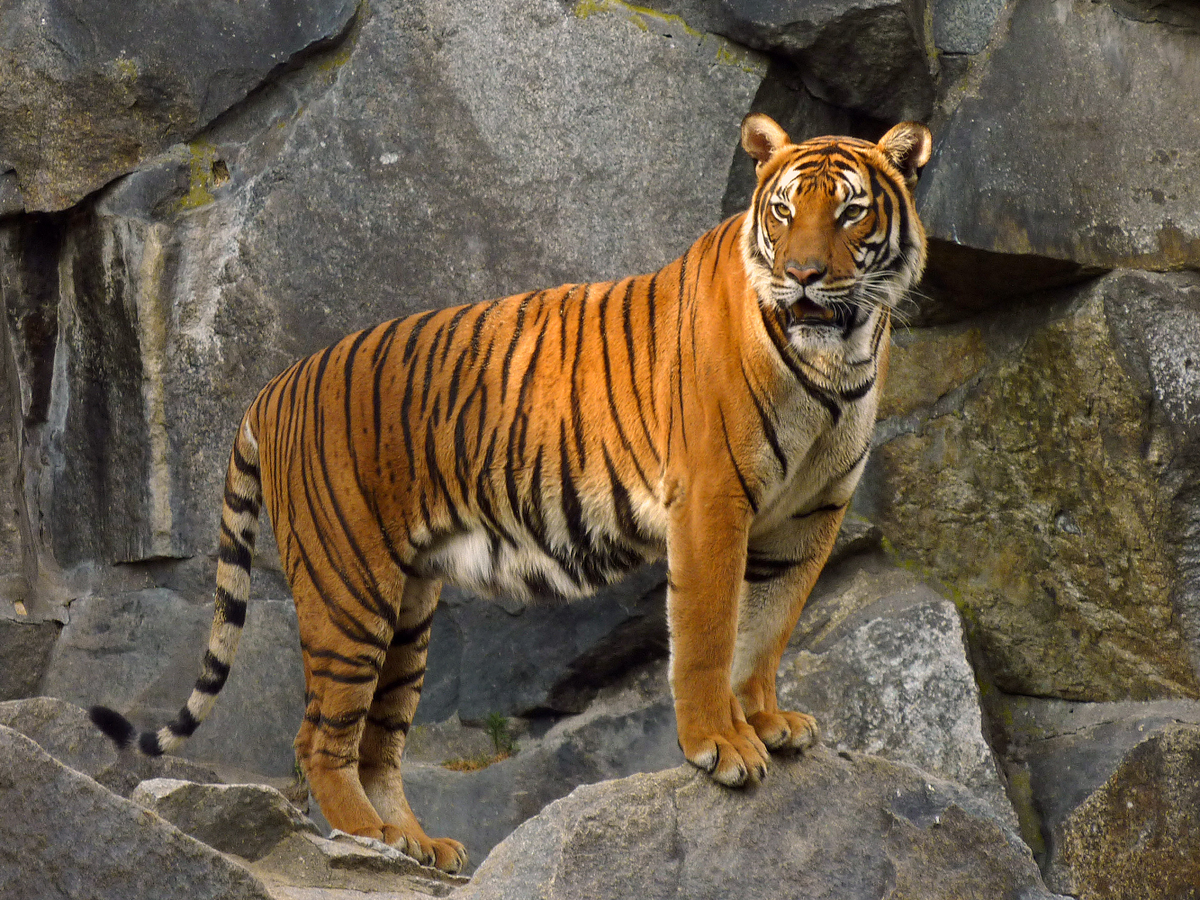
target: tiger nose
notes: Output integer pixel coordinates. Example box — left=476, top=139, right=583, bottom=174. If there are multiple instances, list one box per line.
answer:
left=785, top=262, right=826, bottom=285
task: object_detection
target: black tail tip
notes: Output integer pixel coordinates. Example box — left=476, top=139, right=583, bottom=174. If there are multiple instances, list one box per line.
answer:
left=88, top=705, right=137, bottom=749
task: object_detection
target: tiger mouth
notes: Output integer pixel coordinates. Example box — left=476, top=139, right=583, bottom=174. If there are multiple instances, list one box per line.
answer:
left=783, top=297, right=856, bottom=330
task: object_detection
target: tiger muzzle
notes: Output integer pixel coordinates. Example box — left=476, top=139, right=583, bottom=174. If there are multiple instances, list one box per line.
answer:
left=782, top=295, right=857, bottom=332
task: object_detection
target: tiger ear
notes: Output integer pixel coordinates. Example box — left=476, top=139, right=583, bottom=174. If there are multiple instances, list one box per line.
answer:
left=877, top=122, right=932, bottom=188
left=741, top=114, right=791, bottom=167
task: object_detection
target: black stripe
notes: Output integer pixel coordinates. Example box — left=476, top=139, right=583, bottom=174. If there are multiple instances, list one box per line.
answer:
left=418, top=320, right=448, bottom=417
left=839, top=377, right=876, bottom=402
left=500, top=292, right=535, bottom=402
left=674, top=249, right=690, bottom=450
left=718, top=405, right=759, bottom=514
left=218, top=529, right=252, bottom=571
left=599, top=280, right=652, bottom=491
left=425, top=423, right=465, bottom=531
left=622, top=277, right=661, bottom=466
left=223, top=491, right=260, bottom=518
left=646, top=272, right=659, bottom=363
left=439, top=305, right=473, bottom=368
left=366, top=714, right=412, bottom=734
left=741, top=361, right=787, bottom=477
left=744, top=552, right=807, bottom=583
left=399, top=314, right=437, bottom=472
left=558, top=421, right=591, bottom=557
left=475, top=427, right=520, bottom=549
left=196, top=651, right=231, bottom=694
left=391, top=610, right=436, bottom=647
left=168, top=707, right=200, bottom=739
left=375, top=667, right=426, bottom=698
left=307, top=708, right=369, bottom=731
left=602, top=444, right=651, bottom=547
left=831, top=443, right=871, bottom=484
left=569, top=284, right=593, bottom=468
left=215, top=586, right=247, bottom=627
left=231, top=441, right=259, bottom=479
left=505, top=303, right=551, bottom=511
left=402, top=310, right=437, bottom=365
left=310, top=668, right=378, bottom=685
left=372, top=320, right=402, bottom=465
left=303, top=646, right=383, bottom=670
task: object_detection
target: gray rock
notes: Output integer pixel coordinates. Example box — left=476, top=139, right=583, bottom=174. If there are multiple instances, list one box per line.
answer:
left=42, top=590, right=305, bottom=777
left=406, top=672, right=680, bottom=872
left=635, top=0, right=935, bottom=120
left=0, top=725, right=272, bottom=900
left=931, top=0, right=1008, bottom=54
left=0, top=0, right=359, bottom=211
left=457, top=750, right=1063, bottom=900
left=780, top=555, right=1015, bottom=827
left=0, top=171, right=22, bottom=217
left=1048, top=725, right=1200, bottom=898
left=133, top=778, right=319, bottom=862
left=918, top=0, right=1200, bottom=271
left=995, top=695, right=1200, bottom=886
left=420, top=563, right=667, bottom=722
left=0, top=696, right=219, bottom=797
left=405, top=555, right=1015, bottom=871
left=0, top=617, right=58, bottom=699
left=248, top=831, right=467, bottom=898
left=861, top=271, right=1200, bottom=700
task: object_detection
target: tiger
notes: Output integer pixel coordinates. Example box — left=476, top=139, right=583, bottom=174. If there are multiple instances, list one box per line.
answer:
left=90, top=113, right=931, bottom=874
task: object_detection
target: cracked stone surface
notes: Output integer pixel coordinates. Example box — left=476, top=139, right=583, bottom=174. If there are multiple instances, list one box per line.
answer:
left=455, top=750, right=1062, bottom=900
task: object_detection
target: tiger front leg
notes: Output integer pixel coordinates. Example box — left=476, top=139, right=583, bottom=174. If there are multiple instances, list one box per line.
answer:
left=733, top=509, right=845, bottom=753
left=667, top=493, right=770, bottom=787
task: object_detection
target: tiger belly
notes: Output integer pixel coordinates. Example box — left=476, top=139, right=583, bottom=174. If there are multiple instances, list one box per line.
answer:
left=414, top=525, right=659, bottom=602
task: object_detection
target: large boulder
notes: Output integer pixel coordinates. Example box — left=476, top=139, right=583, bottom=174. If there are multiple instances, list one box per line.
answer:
left=859, top=270, right=1200, bottom=701
left=0, top=696, right=219, bottom=797
left=1048, top=725, right=1200, bottom=898
left=0, top=0, right=359, bottom=212
left=132, top=778, right=319, bottom=862
left=41, top=590, right=306, bottom=777
left=402, top=554, right=1012, bottom=871
left=0, top=725, right=272, bottom=900
left=455, top=750, right=1062, bottom=900
left=780, top=554, right=1014, bottom=825
left=419, top=564, right=667, bottom=722
left=998, top=695, right=1200, bottom=896
left=918, top=0, right=1200, bottom=273
left=633, top=0, right=935, bottom=121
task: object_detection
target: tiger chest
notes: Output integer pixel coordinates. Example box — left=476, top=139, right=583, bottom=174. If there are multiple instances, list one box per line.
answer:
left=748, top=377, right=880, bottom=539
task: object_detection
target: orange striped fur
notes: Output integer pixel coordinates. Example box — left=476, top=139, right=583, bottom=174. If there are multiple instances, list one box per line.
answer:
left=91, top=115, right=931, bottom=872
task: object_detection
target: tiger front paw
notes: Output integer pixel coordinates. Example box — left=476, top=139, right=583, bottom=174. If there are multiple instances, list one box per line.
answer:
left=747, top=709, right=820, bottom=753
left=382, top=824, right=468, bottom=874
left=680, top=719, right=770, bottom=787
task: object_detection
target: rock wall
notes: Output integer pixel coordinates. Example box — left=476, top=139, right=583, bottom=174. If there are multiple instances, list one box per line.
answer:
left=2, top=0, right=1200, bottom=896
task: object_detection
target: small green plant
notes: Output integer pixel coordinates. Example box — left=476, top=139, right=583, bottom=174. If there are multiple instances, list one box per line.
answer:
left=485, top=712, right=516, bottom=756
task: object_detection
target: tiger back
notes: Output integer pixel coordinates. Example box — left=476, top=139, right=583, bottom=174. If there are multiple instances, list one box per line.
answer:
left=90, top=113, right=931, bottom=874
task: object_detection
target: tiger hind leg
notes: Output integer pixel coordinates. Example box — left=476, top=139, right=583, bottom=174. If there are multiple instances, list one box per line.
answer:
left=288, top=563, right=397, bottom=851
left=358, top=577, right=467, bottom=873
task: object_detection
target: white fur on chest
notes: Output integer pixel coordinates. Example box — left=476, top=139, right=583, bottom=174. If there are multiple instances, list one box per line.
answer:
left=750, top=362, right=880, bottom=538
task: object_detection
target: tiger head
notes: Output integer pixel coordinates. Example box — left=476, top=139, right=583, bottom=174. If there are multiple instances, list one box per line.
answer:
left=739, top=114, right=931, bottom=344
